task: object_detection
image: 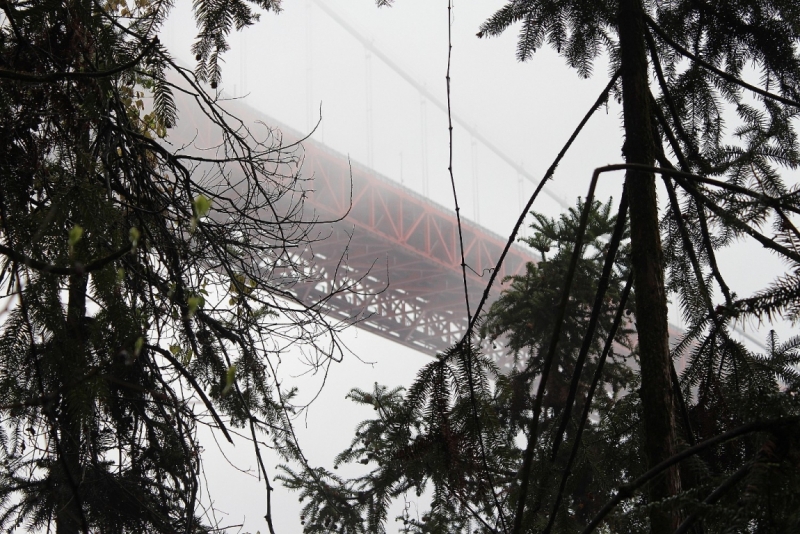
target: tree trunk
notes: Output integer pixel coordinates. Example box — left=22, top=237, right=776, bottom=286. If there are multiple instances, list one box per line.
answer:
left=56, top=273, right=88, bottom=534
left=617, top=0, right=681, bottom=532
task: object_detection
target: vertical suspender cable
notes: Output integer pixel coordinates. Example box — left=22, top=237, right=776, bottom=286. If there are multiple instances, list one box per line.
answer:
left=365, top=48, right=374, bottom=169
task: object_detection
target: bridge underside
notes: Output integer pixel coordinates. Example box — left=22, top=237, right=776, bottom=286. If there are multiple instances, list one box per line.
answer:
left=296, top=142, right=536, bottom=358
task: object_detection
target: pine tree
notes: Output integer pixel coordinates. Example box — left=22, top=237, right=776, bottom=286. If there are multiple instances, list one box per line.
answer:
left=284, top=1, right=800, bottom=532
left=477, top=1, right=800, bottom=531
left=280, top=200, right=643, bottom=533
left=0, top=0, right=351, bottom=532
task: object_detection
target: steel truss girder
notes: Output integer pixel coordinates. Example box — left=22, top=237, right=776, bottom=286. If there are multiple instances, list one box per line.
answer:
left=295, top=139, right=537, bottom=359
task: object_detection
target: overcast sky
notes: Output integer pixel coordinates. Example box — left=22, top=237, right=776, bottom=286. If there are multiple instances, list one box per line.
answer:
left=159, top=2, right=796, bottom=532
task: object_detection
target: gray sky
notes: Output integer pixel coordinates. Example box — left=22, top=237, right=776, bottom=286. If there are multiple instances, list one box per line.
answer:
left=160, top=1, right=796, bottom=532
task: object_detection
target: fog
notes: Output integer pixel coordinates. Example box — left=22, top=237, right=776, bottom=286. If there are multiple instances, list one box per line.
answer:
left=158, top=1, right=796, bottom=532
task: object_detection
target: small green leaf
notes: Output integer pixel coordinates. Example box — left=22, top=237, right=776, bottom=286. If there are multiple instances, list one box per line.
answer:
left=69, top=225, right=83, bottom=246
left=222, top=364, right=237, bottom=396
left=187, top=295, right=204, bottom=317
left=129, top=227, right=140, bottom=248
left=68, top=225, right=83, bottom=256
left=193, top=195, right=211, bottom=217
left=134, top=337, right=144, bottom=356
left=191, top=195, right=212, bottom=233
left=169, top=345, right=181, bottom=355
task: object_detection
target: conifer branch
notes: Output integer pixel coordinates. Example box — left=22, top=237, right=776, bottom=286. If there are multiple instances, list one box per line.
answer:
left=644, top=25, right=706, bottom=170
left=551, top=188, right=629, bottom=459
left=147, top=344, right=234, bottom=444
left=581, top=417, right=799, bottom=534
left=542, top=272, right=634, bottom=534
left=645, top=16, right=800, bottom=110
left=13, top=268, right=91, bottom=534
left=673, top=459, right=753, bottom=534
left=649, top=94, right=734, bottom=305
left=672, top=176, right=800, bottom=264
left=0, top=243, right=132, bottom=276
left=516, top=158, right=798, bottom=533
left=653, top=129, right=717, bottom=317
left=511, top=163, right=605, bottom=534
left=0, top=40, right=157, bottom=83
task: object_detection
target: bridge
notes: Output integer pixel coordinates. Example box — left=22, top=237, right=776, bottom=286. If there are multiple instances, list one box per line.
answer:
left=165, top=2, right=708, bottom=362
left=175, top=91, right=537, bottom=357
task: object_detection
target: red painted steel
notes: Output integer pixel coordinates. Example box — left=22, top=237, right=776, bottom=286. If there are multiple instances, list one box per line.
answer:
left=293, top=138, right=536, bottom=357
left=172, top=91, right=537, bottom=357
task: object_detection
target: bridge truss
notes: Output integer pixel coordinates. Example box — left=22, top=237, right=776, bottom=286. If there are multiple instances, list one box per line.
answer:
left=295, top=140, right=535, bottom=356
left=174, top=85, right=537, bottom=360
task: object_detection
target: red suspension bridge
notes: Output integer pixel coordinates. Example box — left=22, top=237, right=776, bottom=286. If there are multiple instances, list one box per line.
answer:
left=172, top=87, right=535, bottom=358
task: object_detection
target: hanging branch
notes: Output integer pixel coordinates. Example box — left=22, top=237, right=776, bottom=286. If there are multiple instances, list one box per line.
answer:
left=672, top=176, right=800, bottom=264
left=542, top=272, right=634, bottom=534
left=551, top=187, right=630, bottom=459
left=645, top=46, right=736, bottom=309
left=651, top=99, right=715, bottom=312
left=647, top=21, right=758, bottom=309
left=645, top=16, right=800, bottom=109
left=147, top=345, right=233, bottom=444
left=644, top=27, right=705, bottom=168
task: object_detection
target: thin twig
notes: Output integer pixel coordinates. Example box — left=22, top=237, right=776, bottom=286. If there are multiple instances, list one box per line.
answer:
left=444, top=3, right=507, bottom=530
left=446, top=0, right=471, bottom=328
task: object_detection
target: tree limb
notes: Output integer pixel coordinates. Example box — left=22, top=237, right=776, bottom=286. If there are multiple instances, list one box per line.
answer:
left=0, top=242, right=132, bottom=276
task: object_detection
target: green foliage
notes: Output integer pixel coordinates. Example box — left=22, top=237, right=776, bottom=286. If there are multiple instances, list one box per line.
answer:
left=281, top=200, right=644, bottom=533
left=191, top=0, right=283, bottom=86
left=481, top=1, right=800, bottom=531
left=0, top=0, right=351, bottom=532
left=482, top=198, right=634, bottom=367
